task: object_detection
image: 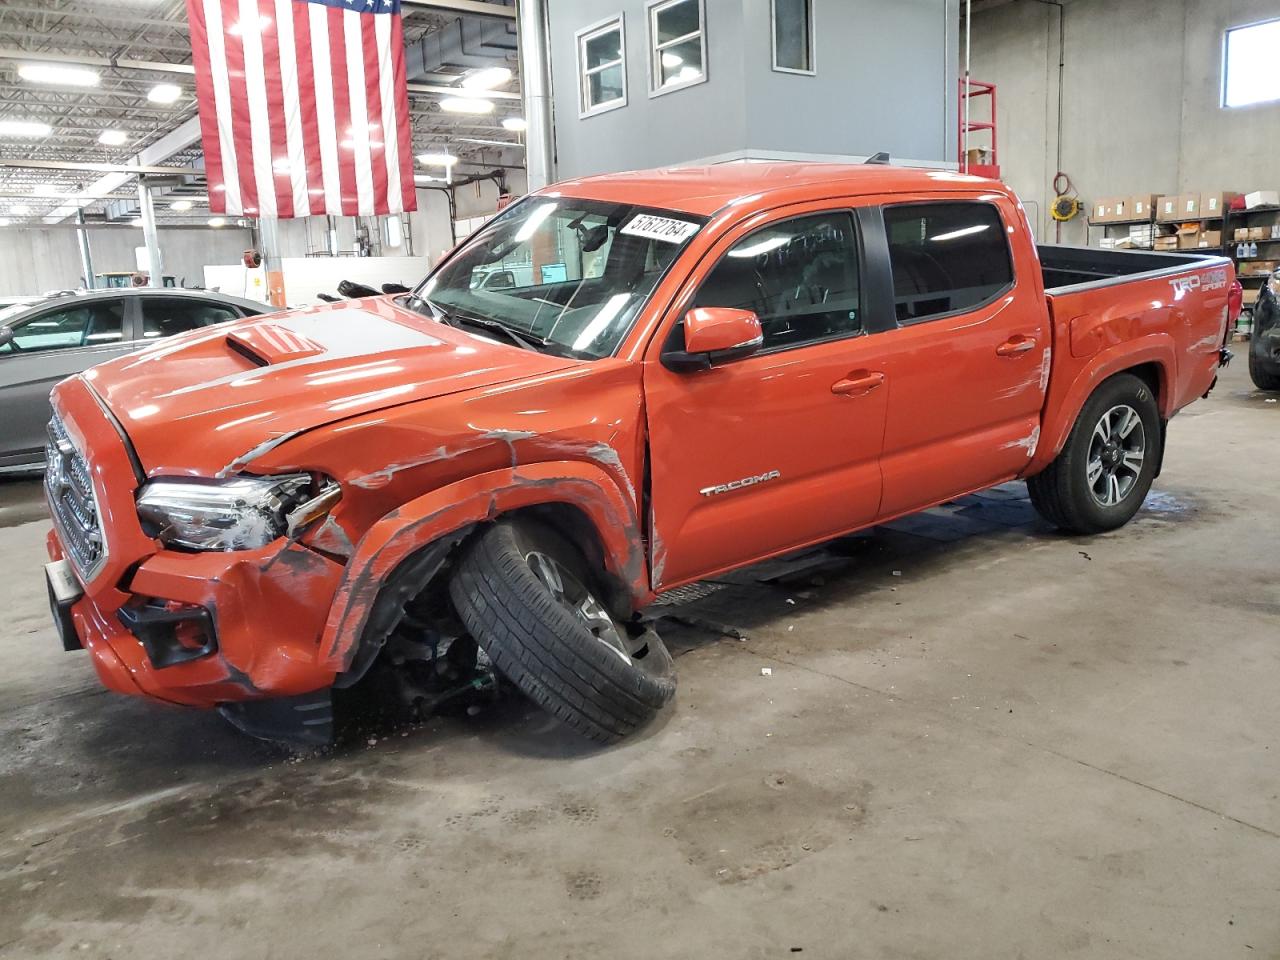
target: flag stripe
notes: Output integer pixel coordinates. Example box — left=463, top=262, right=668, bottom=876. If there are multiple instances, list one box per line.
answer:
left=291, top=2, right=326, bottom=216
left=361, top=14, right=389, bottom=217
left=327, top=5, right=358, bottom=216
left=390, top=13, right=415, bottom=213
left=186, top=0, right=417, bottom=219
left=256, top=0, right=294, bottom=218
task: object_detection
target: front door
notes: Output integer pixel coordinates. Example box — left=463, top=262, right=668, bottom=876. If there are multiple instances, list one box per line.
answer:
left=0, top=297, right=132, bottom=470
left=644, top=206, right=888, bottom=590
left=869, top=197, right=1049, bottom=517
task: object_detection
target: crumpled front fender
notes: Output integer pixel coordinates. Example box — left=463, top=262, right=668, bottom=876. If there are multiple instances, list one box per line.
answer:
left=318, top=460, right=648, bottom=673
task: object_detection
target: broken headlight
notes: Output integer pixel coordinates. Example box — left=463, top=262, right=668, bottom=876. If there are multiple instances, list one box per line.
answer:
left=136, top=475, right=316, bottom=551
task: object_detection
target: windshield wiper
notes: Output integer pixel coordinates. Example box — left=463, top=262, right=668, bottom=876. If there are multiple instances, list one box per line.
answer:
left=427, top=304, right=549, bottom=352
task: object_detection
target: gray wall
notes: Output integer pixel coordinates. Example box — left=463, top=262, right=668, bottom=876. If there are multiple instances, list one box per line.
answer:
left=971, top=0, right=1280, bottom=246
left=547, top=0, right=957, bottom=179
left=0, top=226, right=253, bottom=296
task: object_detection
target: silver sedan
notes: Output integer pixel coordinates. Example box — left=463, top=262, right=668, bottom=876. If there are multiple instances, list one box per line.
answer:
left=0, top=287, right=271, bottom=474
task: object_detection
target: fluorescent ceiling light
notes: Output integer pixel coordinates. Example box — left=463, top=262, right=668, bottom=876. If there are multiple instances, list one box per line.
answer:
left=460, top=66, right=512, bottom=91
left=0, top=120, right=52, bottom=138
left=729, top=236, right=789, bottom=258
left=440, top=97, right=494, bottom=114
left=458, top=137, right=523, bottom=148
left=208, top=217, right=227, bottom=227
left=98, top=129, right=128, bottom=146
left=929, top=224, right=989, bottom=242
left=10, top=204, right=31, bottom=216
left=501, top=116, right=527, bottom=132
left=170, top=199, right=193, bottom=211
left=18, top=63, right=100, bottom=87
left=416, top=152, right=457, bottom=166
left=227, top=13, right=272, bottom=35
left=147, top=83, right=182, bottom=104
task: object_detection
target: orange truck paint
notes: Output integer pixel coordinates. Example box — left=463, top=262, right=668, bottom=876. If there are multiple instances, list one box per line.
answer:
left=43, top=164, right=1232, bottom=713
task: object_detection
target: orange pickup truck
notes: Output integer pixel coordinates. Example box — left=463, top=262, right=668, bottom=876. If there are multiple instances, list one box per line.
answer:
left=42, top=163, right=1237, bottom=746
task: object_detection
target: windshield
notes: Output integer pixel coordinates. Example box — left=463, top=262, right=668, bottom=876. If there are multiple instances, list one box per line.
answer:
left=414, top=197, right=705, bottom=359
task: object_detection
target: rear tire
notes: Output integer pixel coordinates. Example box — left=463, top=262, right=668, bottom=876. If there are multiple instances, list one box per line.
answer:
left=1248, top=351, right=1280, bottom=391
left=1027, top=373, right=1161, bottom=534
left=449, top=519, right=675, bottom=743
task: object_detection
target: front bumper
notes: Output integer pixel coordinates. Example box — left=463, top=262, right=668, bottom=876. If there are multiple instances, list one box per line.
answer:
left=46, top=377, right=346, bottom=709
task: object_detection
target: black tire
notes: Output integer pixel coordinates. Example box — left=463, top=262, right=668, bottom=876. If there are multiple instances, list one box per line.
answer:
left=449, top=519, right=675, bottom=743
left=1248, top=351, right=1280, bottom=391
left=1027, top=373, right=1161, bottom=535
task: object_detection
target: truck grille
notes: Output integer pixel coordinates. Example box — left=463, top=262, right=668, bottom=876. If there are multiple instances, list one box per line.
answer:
left=45, top=413, right=106, bottom=579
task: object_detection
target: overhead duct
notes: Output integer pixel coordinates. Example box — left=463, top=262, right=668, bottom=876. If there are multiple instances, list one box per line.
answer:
left=405, top=8, right=518, bottom=83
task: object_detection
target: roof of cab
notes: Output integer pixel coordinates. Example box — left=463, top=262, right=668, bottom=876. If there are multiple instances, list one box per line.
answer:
left=544, top=162, right=1005, bottom=217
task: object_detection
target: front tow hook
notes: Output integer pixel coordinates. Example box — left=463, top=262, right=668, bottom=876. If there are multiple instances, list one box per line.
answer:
left=1219, top=346, right=1234, bottom=367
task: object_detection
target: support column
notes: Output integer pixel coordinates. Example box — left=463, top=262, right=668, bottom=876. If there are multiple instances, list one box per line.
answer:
left=258, top=216, right=286, bottom=307
left=136, top=178, right=164, bottom=286
left=75, top=209, right=95, bottom=290
left=326, top=215, right=339, bottom=256
left=517, top=0, right=553, bottom=190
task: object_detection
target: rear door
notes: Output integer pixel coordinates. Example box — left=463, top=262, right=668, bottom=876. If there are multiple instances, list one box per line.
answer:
left=0, top=297, right=131, bottom=468
left=869, top=196, right=1049, bottom=517
left=643, top=204, right=889, bottom=589
left=138, top=295, right=246, bottom=342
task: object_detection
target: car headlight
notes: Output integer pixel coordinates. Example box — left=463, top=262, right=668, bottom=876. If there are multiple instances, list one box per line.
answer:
left=136, top=474, right=338, bottom=551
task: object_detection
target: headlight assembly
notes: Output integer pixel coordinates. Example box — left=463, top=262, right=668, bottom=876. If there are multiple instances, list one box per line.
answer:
left=136, top=474, right=338, bottom=551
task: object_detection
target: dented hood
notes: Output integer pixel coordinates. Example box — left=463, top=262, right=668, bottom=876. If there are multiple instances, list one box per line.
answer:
left=81, top=296, right=579, bottom=476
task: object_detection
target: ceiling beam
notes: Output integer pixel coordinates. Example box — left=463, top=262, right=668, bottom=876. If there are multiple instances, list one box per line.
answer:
left=0, top=48, right=195, bottom=75
left=0, top=157, right=198, bottom=175
left=400, top=0, right=515, bottom=19
left=406, top=81, right=519, bottom=100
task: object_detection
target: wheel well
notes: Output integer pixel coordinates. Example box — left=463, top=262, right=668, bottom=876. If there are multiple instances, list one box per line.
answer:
left=1122, top=361, right=1164, bottom=410
left=504, top=503, right=633, bottom=618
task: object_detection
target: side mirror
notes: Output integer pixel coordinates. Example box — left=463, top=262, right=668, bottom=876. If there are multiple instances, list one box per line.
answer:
left=0, top=326, right=13, bottom=349
left=662, top=307, right=764, bottom=372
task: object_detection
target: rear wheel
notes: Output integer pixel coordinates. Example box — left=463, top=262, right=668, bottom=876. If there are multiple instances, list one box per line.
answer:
left=449, top=519, right=675, bottom=743
left=1028, top=373, right=1161, bottom=534
left=1248, top=351, right=1280, bottom=391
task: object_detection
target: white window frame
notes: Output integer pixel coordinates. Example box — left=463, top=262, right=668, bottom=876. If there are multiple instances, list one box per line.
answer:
left=770, top=0, right=816, bottom=76
left=646, top=0, right=708, bottom=99
left=576, top=14, right=627, bottom=119
left=1222, top=17, right=1280, bottom=109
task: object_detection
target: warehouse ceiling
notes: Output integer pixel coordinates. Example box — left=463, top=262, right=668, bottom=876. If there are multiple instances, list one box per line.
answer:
left=0, top=0, right=524, bottom=227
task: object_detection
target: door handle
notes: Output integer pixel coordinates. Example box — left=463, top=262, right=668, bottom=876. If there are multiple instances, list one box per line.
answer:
left=831, top=371, right=885, bottom=396
left=996, top=335, right=1037, bottom=357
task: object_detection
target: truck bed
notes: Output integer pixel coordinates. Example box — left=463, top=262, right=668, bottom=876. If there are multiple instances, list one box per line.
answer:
left=1038, top=244, right=1224, bottom=293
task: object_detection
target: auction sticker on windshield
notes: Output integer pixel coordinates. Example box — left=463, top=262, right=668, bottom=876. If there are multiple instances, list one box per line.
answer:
left=620, top=214, right=700, bottom=244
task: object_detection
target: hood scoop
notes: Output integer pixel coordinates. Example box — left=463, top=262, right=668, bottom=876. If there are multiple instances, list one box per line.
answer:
left=226, top=324, right=327, bottom=366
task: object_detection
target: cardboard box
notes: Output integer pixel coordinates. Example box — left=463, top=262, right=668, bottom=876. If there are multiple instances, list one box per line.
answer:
left=1240, top=260, right=1278, bottom=276
left=965, top=147, right=992, bottom=167
left=1235, top=227, right=1253, bottom=242
left=1176, top=221, right=1201, bottom=236
left=1177, top=233, right=1201, bottom=250
left=1245, top=190, right=1280, bottom=209
left=1129, top=194, right=1159, bottom=220
left=1201, top=192, right=1239, bottom=218
left=1154, top=236, right=1179, bottom=251
left=1156, top=195, right=1181, bottom=222
left=1198, top=230, right=1222, bottom=248
left=1243, top=287, right=1260, bottom=306
left=1091, top=198, right=1111, bottom=223
left=1248, top=226, right=1268, bottom=241
left=1178, top=193, right=1202, bottom=218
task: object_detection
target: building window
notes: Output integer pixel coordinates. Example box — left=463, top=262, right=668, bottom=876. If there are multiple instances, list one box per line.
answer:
left=577, top=15, right=627, bottom=117
left=882, top=202, right=1014, bottom=325
left=1223, top=18, right=1280, bottom=108
left=772, top=0, right=815, bottom=74
left=647, top=0, right=706, bottom=97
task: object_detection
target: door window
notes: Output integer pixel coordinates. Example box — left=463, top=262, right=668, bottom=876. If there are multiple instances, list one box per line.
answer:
left=140, top=297, right=241, bottom=339
left=1, top=300, right=125, bottom=353
left=883, top=201, right=1014, bottom=324
left=692, top=212, right=861, bottom=350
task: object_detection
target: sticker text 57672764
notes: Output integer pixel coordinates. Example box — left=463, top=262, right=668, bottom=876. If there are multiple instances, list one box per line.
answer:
left=620, top=214, right=700, bottom=245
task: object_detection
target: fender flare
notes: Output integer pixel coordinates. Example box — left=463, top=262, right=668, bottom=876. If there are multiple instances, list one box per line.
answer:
left=1027, top=337, right=1176, bottom=475
left=317, top=460, right=646, bottom=674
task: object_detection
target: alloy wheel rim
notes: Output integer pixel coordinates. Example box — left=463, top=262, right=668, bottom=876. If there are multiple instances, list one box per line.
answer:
left=524, top=550, right=633, bottom=665
left=1087, top=404, right=1146, bottom=507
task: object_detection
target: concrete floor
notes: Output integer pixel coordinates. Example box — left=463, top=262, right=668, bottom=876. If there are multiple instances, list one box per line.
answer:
left=1, top=360, right=1278, bottom=959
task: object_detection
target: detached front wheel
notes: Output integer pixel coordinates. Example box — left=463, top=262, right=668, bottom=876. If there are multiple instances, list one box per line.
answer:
left=1028, top=373, right=1161, bottom=534
left=449, top=519, right=675, bottom=743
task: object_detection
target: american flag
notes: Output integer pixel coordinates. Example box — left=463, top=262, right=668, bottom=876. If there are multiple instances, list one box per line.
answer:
left=186, top=0, right=417, bottom=218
